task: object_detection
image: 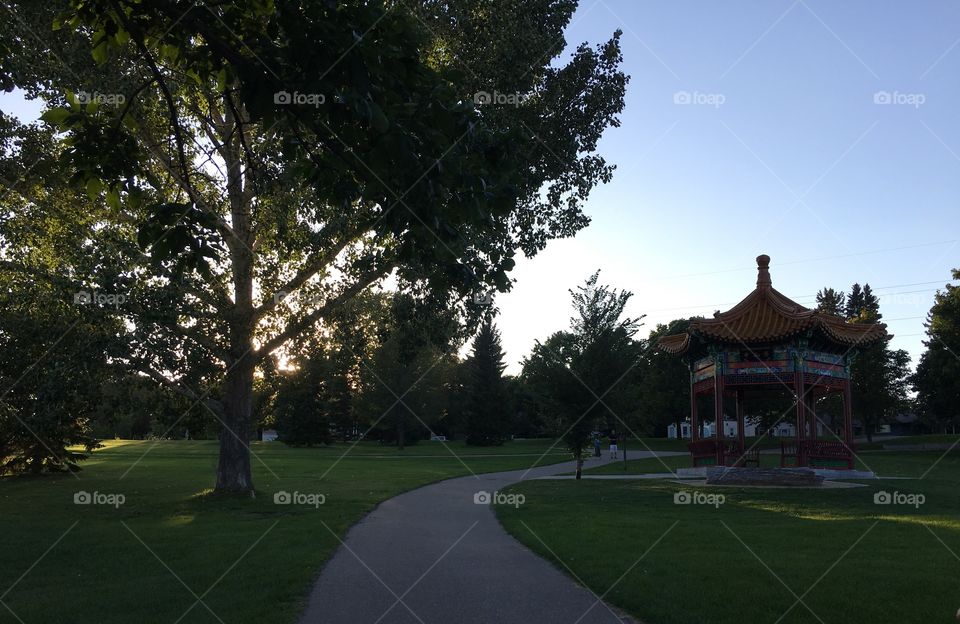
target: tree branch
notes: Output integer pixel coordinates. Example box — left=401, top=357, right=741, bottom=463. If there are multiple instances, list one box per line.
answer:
left=254, top=263, right=395, bottom=362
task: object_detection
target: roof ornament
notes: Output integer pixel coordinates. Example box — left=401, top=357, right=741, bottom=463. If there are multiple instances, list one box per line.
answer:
left=756, top=254, right=772, bottom=289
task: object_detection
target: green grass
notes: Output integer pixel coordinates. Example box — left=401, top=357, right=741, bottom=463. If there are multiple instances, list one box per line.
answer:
left=496, top=451, right=960, bottom=624
left=0, top=439, right=569, bottom=624
left=858, top=433, right=960, bottom=450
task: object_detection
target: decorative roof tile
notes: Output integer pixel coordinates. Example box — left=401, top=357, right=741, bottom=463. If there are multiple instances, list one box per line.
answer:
left=657, top=254, right=888, bottom=355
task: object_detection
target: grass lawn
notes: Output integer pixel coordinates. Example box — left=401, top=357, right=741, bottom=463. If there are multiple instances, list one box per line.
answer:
left=496, top=450, right=960, bottom=624
left=0, top=438, right=569, bottom=624
left=858, top=433, right=960, bottom=450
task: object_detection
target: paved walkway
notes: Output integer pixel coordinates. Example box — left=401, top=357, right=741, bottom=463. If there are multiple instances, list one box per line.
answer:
left=300, top=451, right=684, bottom=624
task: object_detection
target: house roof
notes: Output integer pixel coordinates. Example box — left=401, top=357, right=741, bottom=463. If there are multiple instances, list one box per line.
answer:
left=658, top=255, right=889, bottom=355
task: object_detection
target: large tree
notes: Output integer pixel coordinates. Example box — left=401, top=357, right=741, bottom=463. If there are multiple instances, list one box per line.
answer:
left=912, top=270, right=960, bottom=430
left=522, top=272, right=643, bottom=477
left=3, top=1, right=627, bottom=491
left=462, top=319, right=510, bottom=445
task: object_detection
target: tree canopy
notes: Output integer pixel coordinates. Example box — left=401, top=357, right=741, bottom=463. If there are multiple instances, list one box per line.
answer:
left=0, top=0, right=627, bottom=490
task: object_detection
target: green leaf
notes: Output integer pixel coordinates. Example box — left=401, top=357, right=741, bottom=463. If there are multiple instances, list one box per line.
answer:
left=40, top=108, right=71, bottom=126
left=105, top=189, right=121, bottom=211
left=85, top=177, right=103, bottom=200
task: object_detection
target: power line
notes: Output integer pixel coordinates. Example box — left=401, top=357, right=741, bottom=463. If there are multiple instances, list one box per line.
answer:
left=637, top=239, right=958, bottom=283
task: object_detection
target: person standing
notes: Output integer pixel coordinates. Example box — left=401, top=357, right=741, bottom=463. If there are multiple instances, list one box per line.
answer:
left=609, top=433, right=618, bottom=459
left=593, top=436, right=602, bottom=457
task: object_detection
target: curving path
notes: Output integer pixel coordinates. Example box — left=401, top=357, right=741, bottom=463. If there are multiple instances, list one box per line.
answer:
left=300, top=450, right=683, bottom=624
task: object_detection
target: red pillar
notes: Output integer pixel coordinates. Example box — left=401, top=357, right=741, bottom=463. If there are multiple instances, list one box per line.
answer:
left=690, top=372, right=699, bottom=443
left=736, top=388, right=745, bottom=461
left=794, top=370, right=805, bottom=467
left=806, top=391, right=817, bottom=441
left=843, top=381, right=854, bottom=446
left=715, top=361, right=725, bottom=466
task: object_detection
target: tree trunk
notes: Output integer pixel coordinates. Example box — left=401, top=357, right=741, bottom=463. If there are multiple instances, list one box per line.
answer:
left=215, top=357, right=254, bottom=493
left=214, top=86, right=256, bottom=494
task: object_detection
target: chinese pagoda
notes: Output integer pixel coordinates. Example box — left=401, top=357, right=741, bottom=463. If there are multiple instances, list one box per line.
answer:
left=658, top=255, right=888, bottom=469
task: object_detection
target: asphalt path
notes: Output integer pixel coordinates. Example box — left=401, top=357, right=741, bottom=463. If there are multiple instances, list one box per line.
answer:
left=299, top=450, right=684, bottom=624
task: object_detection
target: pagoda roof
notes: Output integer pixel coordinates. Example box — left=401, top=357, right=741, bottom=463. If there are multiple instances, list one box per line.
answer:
left=658, top=255, right=889, bottom=355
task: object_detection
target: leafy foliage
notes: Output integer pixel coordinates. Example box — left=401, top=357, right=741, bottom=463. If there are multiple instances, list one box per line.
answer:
left=522, top=272, right=643, bottom=460
left=911, top=269, right=960, bottom=429
left=1, top=0, right=627, bottom=488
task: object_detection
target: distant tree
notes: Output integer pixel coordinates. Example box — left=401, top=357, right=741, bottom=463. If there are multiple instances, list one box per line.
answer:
left=637, top=320, right=690, bottom=437
left=462, top=320, right=510, bottom=446
left=815, top=288, right=846, bottom=316
left=273, top=352, right=336, bottom=447
left=357, top=295, right=459, bottom=449
left=522, top=272, right=643, bottom=477
left=506, top=376, right=549, bottom=438
left=912, top=270, right=960, bottom=430
left=844, top=284, right=910, bottom=441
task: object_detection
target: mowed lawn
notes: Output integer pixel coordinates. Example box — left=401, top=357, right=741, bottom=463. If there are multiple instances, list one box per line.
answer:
left=496, top=450, right=960, bottom=624
left=0, top=439, right=569, bottom=624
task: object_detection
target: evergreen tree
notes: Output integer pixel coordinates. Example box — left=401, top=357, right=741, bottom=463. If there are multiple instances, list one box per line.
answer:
left=463, top=320, right=510, bottom=446
left=845, top=283, right=910, bottom=441
left=912, top=270, right=960, bottom=430
left=815, top=288, right=846, bottom=316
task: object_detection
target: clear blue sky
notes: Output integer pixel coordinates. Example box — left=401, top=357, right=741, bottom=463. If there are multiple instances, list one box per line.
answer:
left=496, top=0, right=960, bottom=373
left=2, top=1, right=958, bottom=375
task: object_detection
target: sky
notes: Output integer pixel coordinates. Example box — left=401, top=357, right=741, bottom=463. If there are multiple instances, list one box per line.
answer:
left=2, top=1, right=958, bottom=375
left=494, top=0, right=960, bottom=373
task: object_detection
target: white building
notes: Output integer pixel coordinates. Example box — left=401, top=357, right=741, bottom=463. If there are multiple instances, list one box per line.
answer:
left=667, top=417, right=824, bottom=439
